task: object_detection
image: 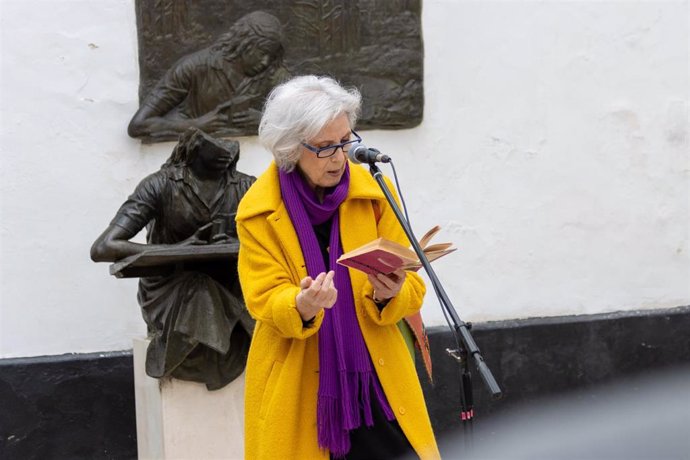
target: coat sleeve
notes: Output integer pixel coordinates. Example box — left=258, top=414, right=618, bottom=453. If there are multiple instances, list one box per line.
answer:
left=237, top=214, right=325, bottom=339
left=360, top=271, right=426, bottom=326
left=360, top=177, right=427, bottom=325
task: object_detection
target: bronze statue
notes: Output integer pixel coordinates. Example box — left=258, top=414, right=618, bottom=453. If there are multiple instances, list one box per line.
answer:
left=91, top=129, right=255, bottom=390
left=128, top=10, right=289, bottom=141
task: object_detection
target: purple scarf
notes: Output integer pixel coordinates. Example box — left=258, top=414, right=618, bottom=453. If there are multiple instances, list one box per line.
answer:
left=278, top=163, right=394, bottom=457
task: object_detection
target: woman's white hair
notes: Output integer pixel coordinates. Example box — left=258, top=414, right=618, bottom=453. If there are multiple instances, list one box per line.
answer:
left=258, top=75, right=362, bottom=172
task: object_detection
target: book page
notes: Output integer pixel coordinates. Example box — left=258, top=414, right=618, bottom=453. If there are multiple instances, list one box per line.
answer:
left=417, top=225, right=441, bottom=249
left=423, top=242, right=454, bottom=253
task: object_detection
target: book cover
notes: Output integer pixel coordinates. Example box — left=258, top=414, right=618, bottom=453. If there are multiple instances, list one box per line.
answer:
left=337, top=226, right=456, bottom=276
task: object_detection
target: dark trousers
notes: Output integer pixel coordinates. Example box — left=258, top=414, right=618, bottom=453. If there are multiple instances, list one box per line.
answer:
left=330, top=392, right=416, bottom=460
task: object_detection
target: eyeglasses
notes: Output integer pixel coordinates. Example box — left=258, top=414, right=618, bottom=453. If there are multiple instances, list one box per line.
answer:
left=301, top=130, right=362, bottom=158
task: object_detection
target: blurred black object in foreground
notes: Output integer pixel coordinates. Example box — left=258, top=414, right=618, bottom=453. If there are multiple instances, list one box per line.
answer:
left=437, top=365, right=690, bottom=460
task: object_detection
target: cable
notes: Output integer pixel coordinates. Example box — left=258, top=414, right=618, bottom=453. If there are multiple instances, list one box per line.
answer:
left=389, top=160, right=412, bottom=225
left=385, top=160, right=462, bottom=349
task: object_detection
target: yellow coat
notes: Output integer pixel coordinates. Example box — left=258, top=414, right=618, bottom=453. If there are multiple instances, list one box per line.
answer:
left=236, top=161, right=440, bottom=460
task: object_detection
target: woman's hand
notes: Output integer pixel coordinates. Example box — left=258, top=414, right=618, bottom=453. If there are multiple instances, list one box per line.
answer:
left=367, top=269, right=407, bottom=303
left=295, top=271, right=337, bottom=321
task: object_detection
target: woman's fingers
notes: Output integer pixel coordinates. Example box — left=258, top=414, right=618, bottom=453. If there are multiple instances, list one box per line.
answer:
left=299, top=271, right=337, bottom=313
left=367, top=269, right=407, bottom=302
left=300, top=276, right=313, bottom=290
left=391, top=269, right=406, bottom=282
left=311, top=271, right=327, bottom=289
left=309, top=271, right=333, bottom=293
left=321, top=270, right=335, bottom=290
left=377, top=273, right=397, bottom=289
left=315, top=271, right=337, bottom=309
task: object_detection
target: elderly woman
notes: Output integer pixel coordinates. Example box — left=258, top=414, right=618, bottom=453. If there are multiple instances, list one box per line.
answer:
left=236, top=75, right=439, bottom=459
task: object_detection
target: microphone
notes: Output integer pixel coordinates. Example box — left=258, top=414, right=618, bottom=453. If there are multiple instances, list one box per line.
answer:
left=348, top=142, right=391, bottom=164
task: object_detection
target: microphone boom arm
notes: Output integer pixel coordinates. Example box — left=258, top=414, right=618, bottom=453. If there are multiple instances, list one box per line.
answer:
left=367, top=163, right=502, bottom=400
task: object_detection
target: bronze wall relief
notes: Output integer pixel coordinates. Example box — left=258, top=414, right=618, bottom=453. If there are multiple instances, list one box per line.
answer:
left=130, top=1, right=423, bottom=142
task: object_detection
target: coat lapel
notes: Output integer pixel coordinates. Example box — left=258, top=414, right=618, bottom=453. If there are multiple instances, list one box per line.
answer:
left=267, top=203, right=307, bottom=281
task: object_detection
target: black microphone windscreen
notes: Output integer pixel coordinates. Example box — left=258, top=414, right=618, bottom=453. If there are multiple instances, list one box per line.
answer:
left=347, top=142, right=369, bottom=164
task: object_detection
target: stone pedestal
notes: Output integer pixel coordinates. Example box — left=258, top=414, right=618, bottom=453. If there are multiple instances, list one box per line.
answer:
left=133, top=338, right=245, bottom=459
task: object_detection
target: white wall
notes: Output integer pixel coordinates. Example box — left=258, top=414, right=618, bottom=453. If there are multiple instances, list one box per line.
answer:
left=1, top=0, right=687, bottom=358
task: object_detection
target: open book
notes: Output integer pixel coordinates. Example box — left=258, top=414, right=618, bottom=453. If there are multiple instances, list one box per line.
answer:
left=336, top=225, right=456, bottom=276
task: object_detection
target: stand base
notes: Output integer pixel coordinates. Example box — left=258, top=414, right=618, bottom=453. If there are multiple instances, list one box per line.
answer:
left=133, top=338, right=245, bottom=459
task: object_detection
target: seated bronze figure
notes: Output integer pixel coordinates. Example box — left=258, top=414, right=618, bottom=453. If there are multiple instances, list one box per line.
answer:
left=91, top=129, right=255, bottom=390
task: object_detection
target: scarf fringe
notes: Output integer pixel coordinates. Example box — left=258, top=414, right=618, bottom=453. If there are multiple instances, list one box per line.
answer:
left=340, top=371, right=360, bottom=430
left=319, top=370, right=395, bottom=456
left=317, top=395, right=350, bottom=458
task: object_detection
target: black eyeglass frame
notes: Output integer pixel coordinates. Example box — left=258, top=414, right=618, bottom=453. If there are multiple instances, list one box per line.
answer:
left=300, top=130, right=362, bottom=158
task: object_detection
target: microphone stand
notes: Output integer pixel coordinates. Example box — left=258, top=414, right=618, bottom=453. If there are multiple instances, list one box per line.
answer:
left=367, top=162, right=503, bottom=429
